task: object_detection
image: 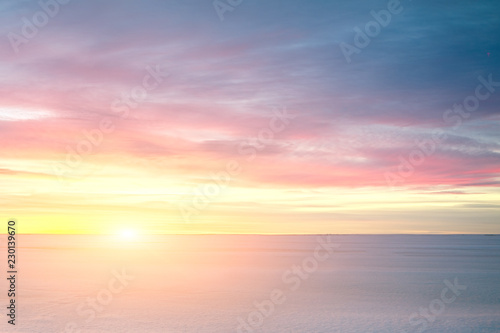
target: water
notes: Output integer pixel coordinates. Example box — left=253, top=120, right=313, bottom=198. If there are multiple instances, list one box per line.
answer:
left=2, top=234, right=499, bottom=332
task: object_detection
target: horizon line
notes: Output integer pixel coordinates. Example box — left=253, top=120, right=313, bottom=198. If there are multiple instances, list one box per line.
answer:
left=3, top=233, right=499, bottom=236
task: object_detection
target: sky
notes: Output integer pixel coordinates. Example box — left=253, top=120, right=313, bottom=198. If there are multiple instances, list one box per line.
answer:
left=0, top=0, right=499, bottom=234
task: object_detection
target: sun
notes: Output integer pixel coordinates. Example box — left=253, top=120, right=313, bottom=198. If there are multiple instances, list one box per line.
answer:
left=119, top=228, right=137, bottom=240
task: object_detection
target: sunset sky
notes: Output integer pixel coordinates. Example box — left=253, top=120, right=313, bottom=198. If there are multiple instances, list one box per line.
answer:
left=1, top=0, right=499, bottom=234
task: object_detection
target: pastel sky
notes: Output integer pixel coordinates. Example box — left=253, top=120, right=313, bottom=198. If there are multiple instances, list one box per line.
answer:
left=1, top=0, right=499, bottom=234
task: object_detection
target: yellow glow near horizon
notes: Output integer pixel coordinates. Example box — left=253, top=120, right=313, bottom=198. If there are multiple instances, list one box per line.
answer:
left=119, top=228, right=138, bottom=240
left=4, top=182, right=500, bottom=234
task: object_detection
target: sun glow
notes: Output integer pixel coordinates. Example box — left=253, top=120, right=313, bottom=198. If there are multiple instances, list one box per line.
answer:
left=119, top=228, right=138, bottom=240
